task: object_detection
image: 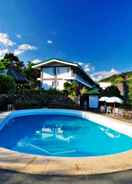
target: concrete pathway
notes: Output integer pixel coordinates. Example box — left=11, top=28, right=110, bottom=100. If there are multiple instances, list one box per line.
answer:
left=0, top=169, right=132, bottom=184
left=0, top=111, right=10, bottom=122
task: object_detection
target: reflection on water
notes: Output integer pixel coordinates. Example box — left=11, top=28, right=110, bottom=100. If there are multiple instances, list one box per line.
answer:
left=100, top=127, right=120, bottom=138
left=36, top=126, right=74, bottom=143
left=15, top=125, right=76, bottom=156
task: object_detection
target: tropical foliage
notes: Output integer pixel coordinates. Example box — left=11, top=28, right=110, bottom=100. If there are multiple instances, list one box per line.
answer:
left=0, top=53, right=24, bottom=70
left=64, top=81, right=100, bottom=95
left=0, top=75, right=16, bottom=94
left=0, top=53, right=40, bottom=89
left=64, top=81, right=80, bottom=97
left=15, top=88, right=77, bottom=109
left=101, top=85, right=121, bottom=97
left=22, top=62, right=40, bottom=87
left=0, top=61, right=6, bottom=70
left=100, top=71, right=132, bottom=105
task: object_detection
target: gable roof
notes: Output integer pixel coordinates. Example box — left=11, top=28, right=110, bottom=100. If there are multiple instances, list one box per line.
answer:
left=7, top=67, right=28, bottom=83
left=32, top=58, right=78, bottom=68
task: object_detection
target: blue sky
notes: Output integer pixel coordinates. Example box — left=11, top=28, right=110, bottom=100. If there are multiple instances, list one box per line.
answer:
left=0, top=0, right=132, bottom=79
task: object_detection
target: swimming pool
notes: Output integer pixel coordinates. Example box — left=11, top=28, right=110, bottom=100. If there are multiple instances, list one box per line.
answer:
left=0, top=109, right=132, bottom=157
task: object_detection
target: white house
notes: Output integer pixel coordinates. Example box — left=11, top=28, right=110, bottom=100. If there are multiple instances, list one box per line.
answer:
left=32, top=59, right=100, bottom=109
left=32, top=58, right=98, bottom=91
left=33, top=59, right=99, bottom=108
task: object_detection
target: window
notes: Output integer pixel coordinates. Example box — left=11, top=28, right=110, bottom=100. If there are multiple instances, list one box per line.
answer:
left=56, top=67, right=70, bottom=77
left=43, top=67, right=55, bottom=78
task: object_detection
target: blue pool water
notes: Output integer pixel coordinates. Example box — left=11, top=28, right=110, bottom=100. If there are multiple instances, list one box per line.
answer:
left=0, top=113, right=132, bottom=157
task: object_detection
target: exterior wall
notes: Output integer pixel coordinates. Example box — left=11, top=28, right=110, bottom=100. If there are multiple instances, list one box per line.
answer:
left=41, top=66, right=73, bottom=90
left=40, top=65, right=93, bottom=90
left=41, top=79, right=67, bottom=90
left=41, top=80, right=53, bottom=90
left=56, top=80, right=67, bottom=90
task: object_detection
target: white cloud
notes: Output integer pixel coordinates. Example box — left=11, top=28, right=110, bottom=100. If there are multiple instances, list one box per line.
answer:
left=0, top=33, right=15, bottom=47
left=78, top=61, right=119, bottom=82
left=17, top=44, right=37, bottom=50
left=14, top=44, right=37, bottom=55
left=78, top=62, right=95, bottom=73
left=31, top=59, right=41, bottom=64
left=78, top=62, right=83, bottom=66
left=47, top=40, right=53, bottom=44
left=16, top=34, right=22, bottom=39
left=92, top=68, right=119, bottom=81
left=0, top=48, right=8, bottom=58
left=84, top=64, right=95, bottom=73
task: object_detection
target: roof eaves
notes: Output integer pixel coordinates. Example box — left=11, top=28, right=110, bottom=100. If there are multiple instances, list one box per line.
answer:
left=32, top=58, right=78, bottom=68
left=76, top=65, right=99, bottom=87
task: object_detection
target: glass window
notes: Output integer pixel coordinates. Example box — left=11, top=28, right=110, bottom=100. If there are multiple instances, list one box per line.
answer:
left=56, top=67, right=70, bottom=77
left=43, top=67, right=55, bottom=78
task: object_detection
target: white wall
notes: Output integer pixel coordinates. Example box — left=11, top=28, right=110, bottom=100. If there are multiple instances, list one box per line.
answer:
left=56, top=80, right=67, bottom=90
left=41, top=79, right=67, bottom=90
left=41, top=66, right=93, bottom=90
left=42, top=80, right=53, bottom=90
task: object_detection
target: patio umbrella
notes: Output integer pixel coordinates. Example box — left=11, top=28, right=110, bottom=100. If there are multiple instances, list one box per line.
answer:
left=99, top=97, right=109, bottom=102
left=106, top=96, right=123, bottom=111
left=106, top=97, right=123, bottom=104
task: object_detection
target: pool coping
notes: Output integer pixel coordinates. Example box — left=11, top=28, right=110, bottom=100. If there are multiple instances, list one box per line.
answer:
left=0, top=109, right=132, bottom=175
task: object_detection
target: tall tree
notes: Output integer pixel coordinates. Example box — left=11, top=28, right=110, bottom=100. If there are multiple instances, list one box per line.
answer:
left=0, top=53, right=24, bottom=70
left=23, top=62, right=40, bottom=81
left=102, top=86, right=121, bottom=97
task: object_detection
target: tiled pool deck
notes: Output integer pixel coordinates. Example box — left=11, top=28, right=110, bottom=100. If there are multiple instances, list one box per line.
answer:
left=0, top=110, right=132, bottom=177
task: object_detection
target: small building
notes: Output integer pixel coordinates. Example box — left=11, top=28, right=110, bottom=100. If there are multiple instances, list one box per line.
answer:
left=80, top=88, right=100, bottom=110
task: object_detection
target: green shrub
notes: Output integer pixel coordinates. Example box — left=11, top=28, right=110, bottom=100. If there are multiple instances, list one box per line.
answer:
left=64, top=81, right=80, bottom=97
left=0, top=62, right=6, bottom=70
left=14, top=88, right=77, bottom=110
left=0, top=75, right=16, bottom=94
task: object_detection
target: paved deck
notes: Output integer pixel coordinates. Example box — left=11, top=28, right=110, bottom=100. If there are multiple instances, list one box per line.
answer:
left=0, top=111, right=10, bottom=122
left=0, top=169, right=132, bottom=184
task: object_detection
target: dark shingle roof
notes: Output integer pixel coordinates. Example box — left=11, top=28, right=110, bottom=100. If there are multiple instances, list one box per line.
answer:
left=7, top=67, right=28, bottom=83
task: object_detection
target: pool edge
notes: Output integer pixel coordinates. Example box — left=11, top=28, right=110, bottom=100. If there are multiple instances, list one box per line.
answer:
left=0, top=147, right=132, bottom=175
